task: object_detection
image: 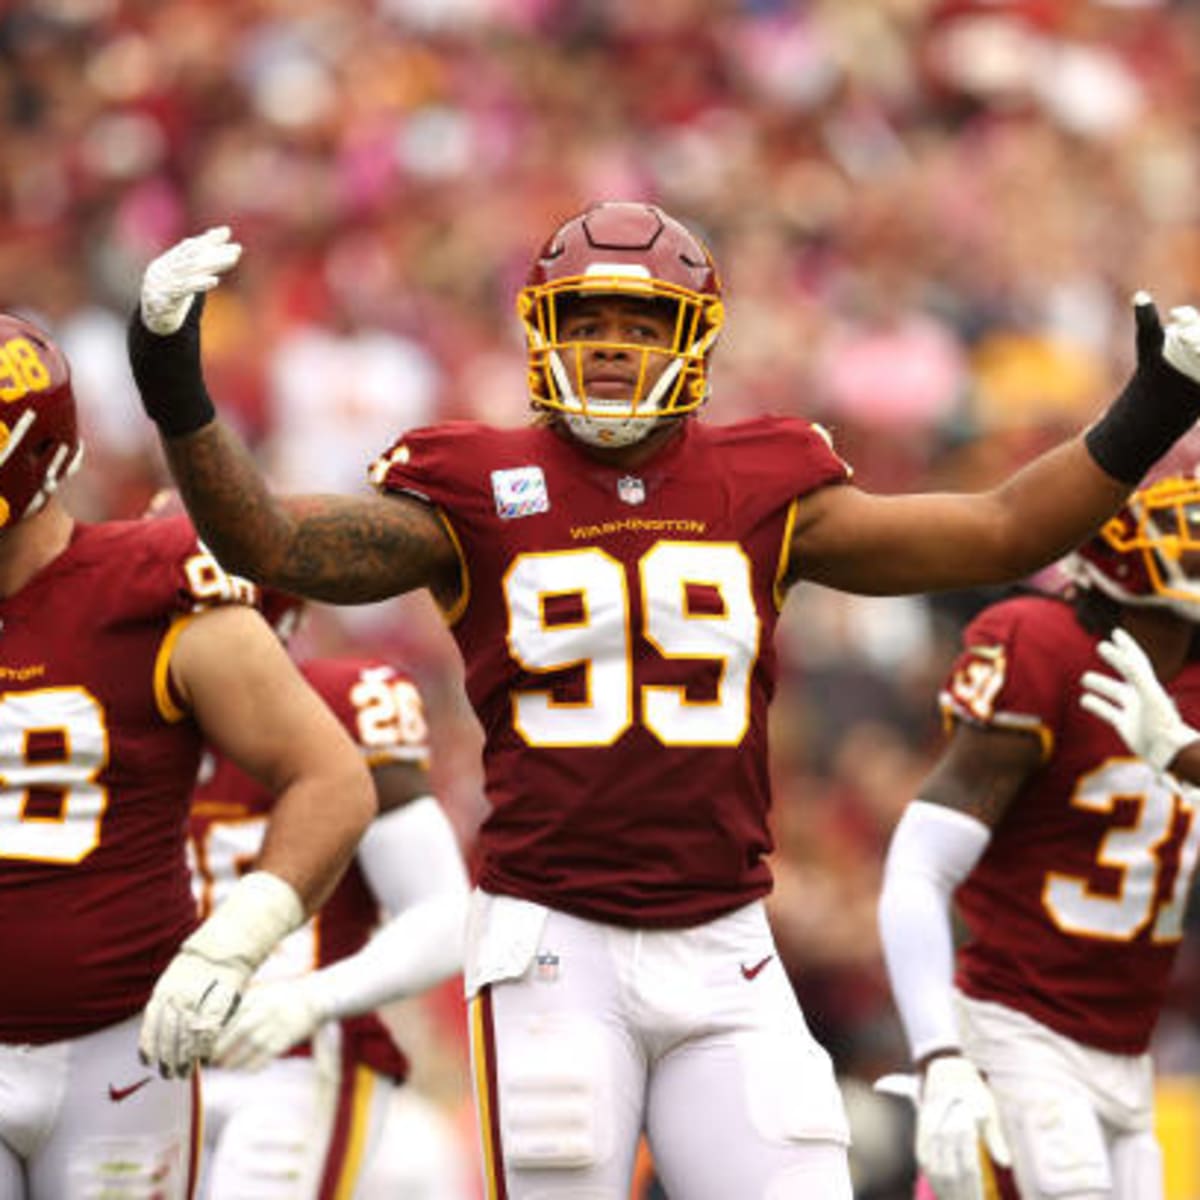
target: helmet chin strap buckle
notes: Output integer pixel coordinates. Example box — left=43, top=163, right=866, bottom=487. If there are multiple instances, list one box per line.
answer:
left=562, top=408, right=660, bottom=449
left=549, top=352, right=685, bottom=449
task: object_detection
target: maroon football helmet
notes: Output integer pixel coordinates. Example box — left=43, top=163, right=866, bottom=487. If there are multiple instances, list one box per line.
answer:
left=518, top=202, right=725, bottom=447
left=0, top=313, right=82, bottom=530
left=1068, top=469, right=1200, bottom=619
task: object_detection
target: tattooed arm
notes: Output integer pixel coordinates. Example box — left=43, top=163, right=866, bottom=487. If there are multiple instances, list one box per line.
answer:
left=165, top=420, right=460, bottom=606
left=128, top=227, right=460, bottom=606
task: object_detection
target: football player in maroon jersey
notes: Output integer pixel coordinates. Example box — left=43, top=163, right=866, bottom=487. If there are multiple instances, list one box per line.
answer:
left=878, top=465, right=1200, bottom=1200
left=127, top=206, right=1200, bottom=1200
left=0, top=313, right=375, bottom=1199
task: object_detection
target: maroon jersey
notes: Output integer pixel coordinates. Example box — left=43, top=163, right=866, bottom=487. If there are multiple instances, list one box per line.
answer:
left=189, top=657, right=430, bottom=1081
left=941, top=594, right=1200, bottom=1054
left=0, top=517, right=254, bottom=1043
left=372, top=417, right=850, bottom=926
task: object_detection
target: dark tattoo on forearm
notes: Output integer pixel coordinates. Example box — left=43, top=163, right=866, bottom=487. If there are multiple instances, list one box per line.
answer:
left=164, top=423, right=453, bottom=603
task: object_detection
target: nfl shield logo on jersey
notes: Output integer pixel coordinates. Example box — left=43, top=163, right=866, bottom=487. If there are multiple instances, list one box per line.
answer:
left=491, top=466, right=550, bottom=520
left=617, top=475, right=646, bottom=506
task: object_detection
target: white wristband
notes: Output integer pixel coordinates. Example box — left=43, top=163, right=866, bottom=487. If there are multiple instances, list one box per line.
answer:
left=185, top=870, right=304, bottom=970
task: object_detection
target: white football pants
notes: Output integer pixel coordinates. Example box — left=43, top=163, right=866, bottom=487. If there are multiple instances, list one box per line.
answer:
left=0, top=1014, right=197, bottom=1199
left=466, top=893, right=852, bottom=1200
left=957, top=992, right=1163, bottom=1200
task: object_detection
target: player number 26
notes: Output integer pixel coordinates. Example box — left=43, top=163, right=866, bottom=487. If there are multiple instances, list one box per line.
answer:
left=504, top=542, right=760, bottom=749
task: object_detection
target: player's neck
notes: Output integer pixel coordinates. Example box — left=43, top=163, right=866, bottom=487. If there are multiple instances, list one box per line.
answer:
left=1117, top=607, right=1194, bottom=681
left=0, top=500, right=75, bottom=598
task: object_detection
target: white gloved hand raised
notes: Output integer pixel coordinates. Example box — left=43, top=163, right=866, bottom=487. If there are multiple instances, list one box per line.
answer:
left=916, top=1055, right=1011, bottom=1200
left=212, top=972, right=333, bottom=1072
left=1080, top=627, right=1199, bottom=772
left=138, top=871, right=304, bottom=1077
left=140, top=226, right=242, bottom=336
left=1163, top=305, right=1200, bottom=385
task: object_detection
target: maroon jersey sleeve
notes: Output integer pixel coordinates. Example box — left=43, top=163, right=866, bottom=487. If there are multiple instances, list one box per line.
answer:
left=371, top=417, right=852, bottom=926
left=0, top=518, right=249, bottom=1042
left=938, top=595, right=1077, bottom=761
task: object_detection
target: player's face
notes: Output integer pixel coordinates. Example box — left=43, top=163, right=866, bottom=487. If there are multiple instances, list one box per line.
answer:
left=557, top=295, right=678, bottom=404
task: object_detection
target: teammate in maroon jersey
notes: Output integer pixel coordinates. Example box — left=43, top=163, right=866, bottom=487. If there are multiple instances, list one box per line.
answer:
left=878, top=466, right=1200, bottom=1200
left=0, top=313, right=374, bottom=1200
left=187, top=612, right=470, bottom=1199
left=126, top=206, right=1200, bottom=1199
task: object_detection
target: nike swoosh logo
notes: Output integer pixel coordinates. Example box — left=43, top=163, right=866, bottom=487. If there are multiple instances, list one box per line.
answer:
left=740, top=955, right=774, bottom=981
left=108, top=1076, right=154, bottom=1103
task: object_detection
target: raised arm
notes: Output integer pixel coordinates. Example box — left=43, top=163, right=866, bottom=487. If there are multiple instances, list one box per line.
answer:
left=127, top=229, right=459, bottom=605
left=165, top=422, right=457, bottom=605
left=790, top=298, right=1200, bottom=596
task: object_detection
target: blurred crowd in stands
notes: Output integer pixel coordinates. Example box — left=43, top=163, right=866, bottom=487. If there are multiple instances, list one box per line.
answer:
left=5, top=0, right=1200, bottom=1194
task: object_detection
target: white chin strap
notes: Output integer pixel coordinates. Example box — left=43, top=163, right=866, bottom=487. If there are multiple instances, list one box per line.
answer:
left=549, top=351, right=685, bottom=448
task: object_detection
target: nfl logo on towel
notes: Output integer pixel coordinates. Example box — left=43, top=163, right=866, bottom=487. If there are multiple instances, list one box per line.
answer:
left=491, top=466, right=550, bottom=519
left=617, top=475, right=645, bottom=506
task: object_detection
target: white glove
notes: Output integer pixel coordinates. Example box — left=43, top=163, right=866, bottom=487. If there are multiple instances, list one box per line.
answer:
left=140, top=226, right=242, bottom=335
left=212, top=972, right=333, bottom=1072
left=139, top=871, right=304, bottom=1077
left=1079, top=627, right=1199, bottom=771
left=916, top=1055, right=1012, bottom=1200
left=1163, top=305, right=1200, bottom=385
left=138, top=948, right=247, bottom=1078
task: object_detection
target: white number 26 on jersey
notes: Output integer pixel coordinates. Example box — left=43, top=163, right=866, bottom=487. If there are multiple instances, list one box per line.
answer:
left=504, top=542, right=760, bottom=748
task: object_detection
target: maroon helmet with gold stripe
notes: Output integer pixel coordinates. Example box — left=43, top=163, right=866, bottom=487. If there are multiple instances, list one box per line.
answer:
left=0, top=313, right=82, bottom=530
